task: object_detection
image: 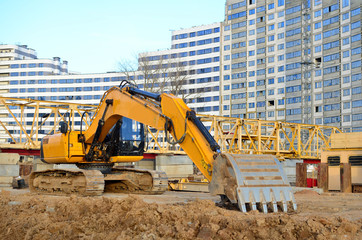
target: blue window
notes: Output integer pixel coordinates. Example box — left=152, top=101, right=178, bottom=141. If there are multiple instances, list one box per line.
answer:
left=249, top=9, right=255, bottom=15
left=352, top=73, right=362, bottom=82
left=278, top=0, right=284, bottom=7
left=28, top=63, right=36, bottom=68
left=10, top=64, right=19, bottom=68
left=9, top=89, right=18, bottom=93
left=268, top=35, right=274, bottom=42
left=21, top=64, right=27, bottom=68
left=351, top=60, right=361, bottom=69
left=10, top=72, right=19, bottom=76
left=268, top=3, right=274, bottom=10
left=351, top=34, right=361, bottom=43
left=352, top=47, right=361, bottom=55
left=351, top=21, right=360, bottom=30
left=257, top=6, right=265, bottom=13
left=315, top=10, right=321, bottom=18
left=323, top=28, right=339, bottom=39
left=342, top=0, right=349, bottom=8
left=351, top=8, right=360, bottom=17
left=278, top=22, right=284, bottom=28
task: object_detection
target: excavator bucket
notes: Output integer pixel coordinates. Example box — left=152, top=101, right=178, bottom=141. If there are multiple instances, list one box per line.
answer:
left=209, top=153, right=297, bottom=213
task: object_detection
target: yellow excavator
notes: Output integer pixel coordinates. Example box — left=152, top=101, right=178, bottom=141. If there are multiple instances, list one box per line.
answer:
left=29, top=82, right=296, bottom=213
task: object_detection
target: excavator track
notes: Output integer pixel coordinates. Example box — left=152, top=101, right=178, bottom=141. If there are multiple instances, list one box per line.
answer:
left=29, top=168, right=168, bottom=196
left=29, top=169, right=105, bottom=196
left=104, top=168, right=168, bottom=195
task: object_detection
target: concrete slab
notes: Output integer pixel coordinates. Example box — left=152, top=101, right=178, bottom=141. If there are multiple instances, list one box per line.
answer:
left=0, top=153, right=20, bottom=164
left=157, top=165, right=194, bottom=178
left=156, top=155, right=194, bottom=177
left=156, top=155, right=193, bottom=165
left=292, top=187, right=324, bottom=194
left=0, top=176, right=14, bottom=187
left=0, top=165, right=19, bottom=176
left=33, top=163, right=54, bottom=171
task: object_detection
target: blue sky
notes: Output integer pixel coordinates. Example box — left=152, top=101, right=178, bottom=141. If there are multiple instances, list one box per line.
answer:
left=1, top=0, right=225, bottom=73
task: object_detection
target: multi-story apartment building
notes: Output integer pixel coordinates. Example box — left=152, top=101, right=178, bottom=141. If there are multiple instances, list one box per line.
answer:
left=0, top=0, right=361, bottom=145
left=223, top=0, right=361, bottom=132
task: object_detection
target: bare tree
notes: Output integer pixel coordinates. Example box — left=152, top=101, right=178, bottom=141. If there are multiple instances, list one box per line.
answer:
left=118, top=53, right=191, bottom=100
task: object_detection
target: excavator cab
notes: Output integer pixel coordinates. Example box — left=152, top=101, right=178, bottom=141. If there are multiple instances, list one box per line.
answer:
left=104, top=117, right=145, bottom=157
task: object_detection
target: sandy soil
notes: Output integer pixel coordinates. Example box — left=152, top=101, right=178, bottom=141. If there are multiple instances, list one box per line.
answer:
left=0, top=188, right=361, bottom=240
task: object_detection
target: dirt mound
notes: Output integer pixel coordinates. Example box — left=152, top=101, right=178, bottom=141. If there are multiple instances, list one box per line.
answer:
left=0, top=191, right=361, bottom=240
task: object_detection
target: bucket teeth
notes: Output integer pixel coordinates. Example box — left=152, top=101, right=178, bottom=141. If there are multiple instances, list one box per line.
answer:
left=217, top=154, right=297, bottom=213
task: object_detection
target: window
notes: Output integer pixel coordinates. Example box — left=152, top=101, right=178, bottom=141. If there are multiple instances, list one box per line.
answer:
left=343, top=25, right=349, bottom=33
left=351, top=8, right=360, bottom=17
left=315, top=34, right=321, bottom=41
left=342, top=12, right=349, bottom=21
left=314, top=10, right=321, bottom=18
left=344, top=102, right=351, bottom=109
left=352, top=73, right=362, bottom=82
left=278, top=22, right=284, bottom=28
left=343, top=37, right=350, bottom=45
left=351, top=60, right=361, bottom=69
left=315, top=22, right=321, bottom=29
left=351, top=34, right=361, bottom=43
left=277, top=88, right=284, bottom=94
left=343, top=76, right=350, bottom=83
left=351, top=21, right=361, bottom=30
left=343, top=51, right=350, bottom=58
left=352, top=47, right=361, bottom=55
left=342, top=0, right=349, bottom=8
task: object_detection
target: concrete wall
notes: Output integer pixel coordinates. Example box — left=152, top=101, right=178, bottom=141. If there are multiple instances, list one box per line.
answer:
left=155, top=155, right=194, bottom=178
left=0, top=153, right=20, bottom=187
left=281, top=159, right=303, bottom=186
